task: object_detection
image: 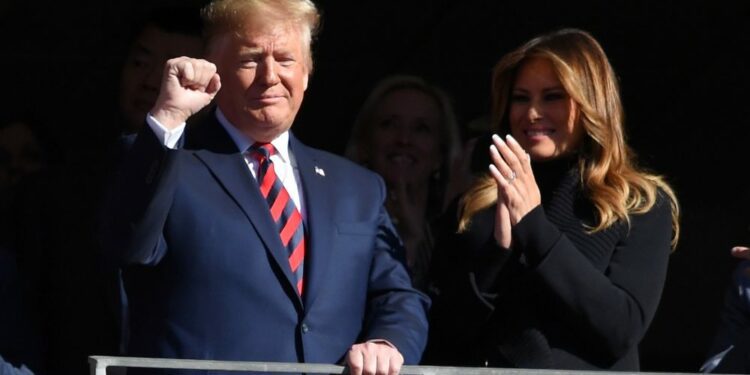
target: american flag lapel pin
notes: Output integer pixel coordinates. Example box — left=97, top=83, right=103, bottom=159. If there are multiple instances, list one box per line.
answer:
left=314, top=166, right=325, bottom=177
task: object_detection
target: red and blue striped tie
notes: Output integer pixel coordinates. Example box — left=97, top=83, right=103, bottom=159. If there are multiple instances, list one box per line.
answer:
left=251, top=143, right=305, bottom=295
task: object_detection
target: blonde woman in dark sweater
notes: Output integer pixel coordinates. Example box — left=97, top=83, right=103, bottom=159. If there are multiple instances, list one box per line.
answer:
left=425, top=28, right=680, bottom=370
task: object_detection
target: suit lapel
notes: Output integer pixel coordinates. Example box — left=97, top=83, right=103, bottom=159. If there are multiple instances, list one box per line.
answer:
left=188, top=115, right=301, bottom=306
left=290, top=136, right=334, bottom=308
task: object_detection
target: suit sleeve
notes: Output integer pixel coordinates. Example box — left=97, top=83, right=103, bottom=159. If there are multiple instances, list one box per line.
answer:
left=360, top=175, right=430, bottom=365
left=703, top=261, right=750, bottom=373
left=512, top=194, right=673, bottom=362
left=99, top=125, right=179, bottom=266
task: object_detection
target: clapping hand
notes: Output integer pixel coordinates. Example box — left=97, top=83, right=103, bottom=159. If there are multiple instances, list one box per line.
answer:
left=487, top=134, right=541, bottom=249
left=386, top=180, right=426, bottom=266
left=731, top=246, right=750, bottom=260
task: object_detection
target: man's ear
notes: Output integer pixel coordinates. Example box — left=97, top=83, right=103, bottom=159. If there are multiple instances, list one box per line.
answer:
left=303, top=72, right=309, bottom=91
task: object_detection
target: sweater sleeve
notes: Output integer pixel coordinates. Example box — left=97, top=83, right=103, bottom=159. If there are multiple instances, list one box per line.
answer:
left=512, top=195, right=673, bottom=362
left=423, top=204, right=513, bottom=365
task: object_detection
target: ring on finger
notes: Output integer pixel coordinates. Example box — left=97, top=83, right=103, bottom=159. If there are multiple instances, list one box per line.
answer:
left=507, top=170, right=517, bottom=182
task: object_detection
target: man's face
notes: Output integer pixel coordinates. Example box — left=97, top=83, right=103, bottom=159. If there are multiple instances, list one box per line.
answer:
left=209, top=21, right=309, bottom=142
left=0, top=122, right=44, bottom=190
left=119, top=26, right=203, bottom=133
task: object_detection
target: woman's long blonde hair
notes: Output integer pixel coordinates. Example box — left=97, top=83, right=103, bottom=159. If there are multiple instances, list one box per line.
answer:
left=458, top=28, right=680, bottom=248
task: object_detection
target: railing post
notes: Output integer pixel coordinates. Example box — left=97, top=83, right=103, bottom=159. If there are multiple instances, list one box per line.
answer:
left=88, top=356, right=107, bottom=375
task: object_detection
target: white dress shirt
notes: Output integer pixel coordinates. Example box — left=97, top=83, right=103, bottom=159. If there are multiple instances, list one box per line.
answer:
left=146, top=109, right=306, bottom=219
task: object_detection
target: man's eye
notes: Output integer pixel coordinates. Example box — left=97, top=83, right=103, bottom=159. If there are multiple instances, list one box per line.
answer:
left=130, top=57, right=150, bottom=68
left=240, top=60, right=258, bottom=68
left=277, top=57, right=295, bottom=67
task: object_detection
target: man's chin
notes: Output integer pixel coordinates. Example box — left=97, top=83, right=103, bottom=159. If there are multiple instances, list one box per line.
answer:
left=232, top=117, right=292, bottom=140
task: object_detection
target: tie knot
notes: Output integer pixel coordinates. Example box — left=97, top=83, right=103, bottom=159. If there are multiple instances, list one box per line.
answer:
left=250, top=142, right=276, bottom=161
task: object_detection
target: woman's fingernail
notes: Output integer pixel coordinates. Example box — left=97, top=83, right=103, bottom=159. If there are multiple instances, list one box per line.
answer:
left=492, top=134, right=505, bottom=145
left=506, top=134, right=518, bottom=144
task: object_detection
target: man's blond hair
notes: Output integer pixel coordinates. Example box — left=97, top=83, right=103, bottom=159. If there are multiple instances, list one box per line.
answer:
left=201, top=0, right=320, bottom=70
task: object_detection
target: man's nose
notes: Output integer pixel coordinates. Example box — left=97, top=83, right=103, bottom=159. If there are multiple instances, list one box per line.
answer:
left=257, top=60, right=281, bottom=86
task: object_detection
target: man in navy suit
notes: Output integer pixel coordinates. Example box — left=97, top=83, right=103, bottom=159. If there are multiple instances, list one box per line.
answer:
left=100, top=0, right=429, bottom=374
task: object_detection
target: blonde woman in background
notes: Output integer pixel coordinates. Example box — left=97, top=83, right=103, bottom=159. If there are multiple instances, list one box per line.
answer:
left=346, top=75, right=461, bottom=292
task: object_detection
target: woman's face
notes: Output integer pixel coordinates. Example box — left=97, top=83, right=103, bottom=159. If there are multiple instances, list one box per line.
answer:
left=369, top=88, right=443, bottom=188
left=508, top=57, right=584, bottom=161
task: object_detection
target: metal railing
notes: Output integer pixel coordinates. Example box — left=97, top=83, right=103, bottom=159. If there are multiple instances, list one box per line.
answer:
left=88, top=356, right=706, bottom=375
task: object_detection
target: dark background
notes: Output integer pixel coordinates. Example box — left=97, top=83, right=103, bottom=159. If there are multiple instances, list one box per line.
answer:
left=2, top=0, right=749, bottom=373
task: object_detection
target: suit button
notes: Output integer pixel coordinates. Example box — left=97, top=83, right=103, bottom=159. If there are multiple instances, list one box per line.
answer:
left=301, top=323, right=309, bottom=333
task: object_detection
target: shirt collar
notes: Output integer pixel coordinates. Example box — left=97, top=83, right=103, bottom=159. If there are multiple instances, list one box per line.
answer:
left=214, top=107, right=291, bottom=164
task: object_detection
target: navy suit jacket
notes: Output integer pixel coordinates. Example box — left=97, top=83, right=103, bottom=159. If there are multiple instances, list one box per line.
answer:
left=100, top=113, right=429, bottom=373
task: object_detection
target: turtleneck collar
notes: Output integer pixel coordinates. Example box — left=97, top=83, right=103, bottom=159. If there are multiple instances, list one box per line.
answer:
left=531, top=154, right=579, bottom=197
